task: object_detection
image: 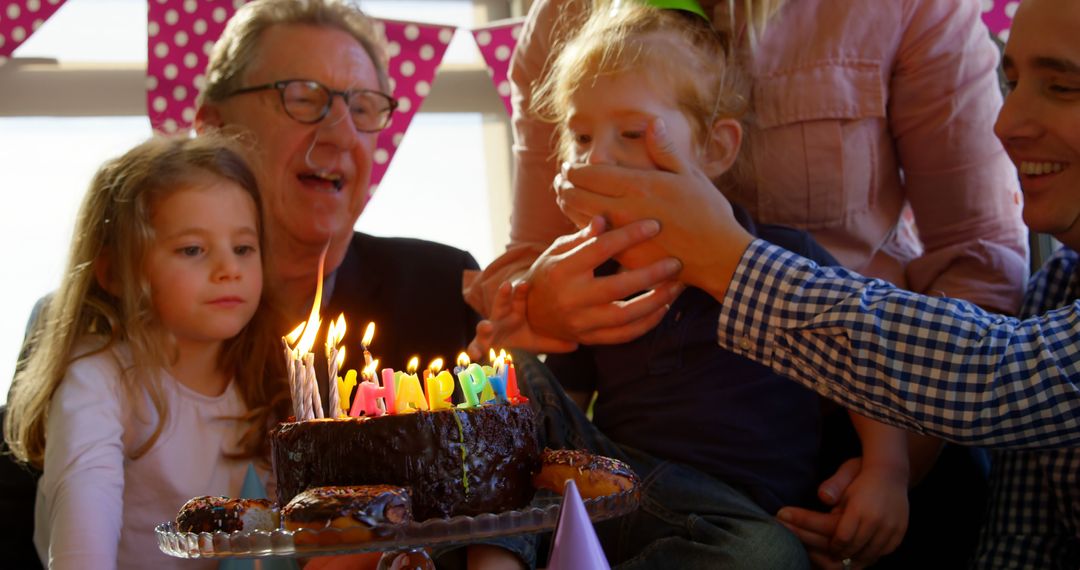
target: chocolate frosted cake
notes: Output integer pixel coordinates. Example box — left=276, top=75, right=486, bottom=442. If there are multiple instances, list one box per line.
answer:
left=271, top=403, right=540, bottom=520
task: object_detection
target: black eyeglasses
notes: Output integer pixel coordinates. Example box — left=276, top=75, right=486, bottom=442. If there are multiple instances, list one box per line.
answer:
left=227, top=79, right=397, bottom=132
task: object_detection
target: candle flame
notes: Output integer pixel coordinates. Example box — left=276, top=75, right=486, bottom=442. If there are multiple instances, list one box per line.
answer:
left=428, top=357, right=444, bottom=374
left=361, top=322, right=375, bottom=348
left=326, top=313, right=346, bottom=357
left=457, top=352, right=470, bottom=368
left=332, top=314, right=346, bottom=344
left=289, top=244, right=329, bottom=355
left=363, top=358, right=379, bottom=379
left=407, top=356, right=420, bottom=374
left=494, top=353, right=505, bottom=370
left=498, top=348, right=508, bottom=361
left=488, top=348, right=497, bottom=364
left=285, top=322, right=306, bottom=345
left=336, top=347, right=346, bottom=370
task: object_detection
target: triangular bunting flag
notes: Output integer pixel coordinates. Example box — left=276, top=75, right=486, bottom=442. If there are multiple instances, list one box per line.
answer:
left=981, top=0, right=1017, bottom=40
left=547, top=480, right=610, bottom=570
left=0, top=0, right=68, bottom=60
left=371, top=18, right=455, bottom=190
left=144, top=7, right=453, bottom=194
left=146, top=0, right=240, bottom=134
left=471, top=18, right=524, bottom=117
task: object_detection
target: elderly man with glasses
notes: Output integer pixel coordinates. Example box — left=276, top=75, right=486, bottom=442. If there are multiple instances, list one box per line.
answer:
left=195, top=0, right=482, bottom=388
left=193, top=5, right=523, bottom=565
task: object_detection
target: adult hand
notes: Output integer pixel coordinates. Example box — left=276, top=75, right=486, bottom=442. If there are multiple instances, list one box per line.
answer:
left=521, top=216, right=684, bottom=345
left=557, top=118, right=754, bottom=301
left=827, top=458, right=908, bottom=566
left=467, top=281, right=578, bottom=359
left=777, top=458, right=859, bottom=569
left=778, top=456, right=908, bottom=569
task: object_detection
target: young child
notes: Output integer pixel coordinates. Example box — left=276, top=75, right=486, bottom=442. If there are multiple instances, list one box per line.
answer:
left=3, top=135, right=288, bottom=569
left=478, top=2, right=913, bottom=567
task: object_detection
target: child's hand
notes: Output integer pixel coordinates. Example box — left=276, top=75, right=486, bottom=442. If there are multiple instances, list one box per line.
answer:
left=828, top=457, right=909, bottom=566
left=466, top=281, right=578, bottom=361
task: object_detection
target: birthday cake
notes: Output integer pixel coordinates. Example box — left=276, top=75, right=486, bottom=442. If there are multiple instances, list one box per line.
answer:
left=271, top=402, right=540, bottom=520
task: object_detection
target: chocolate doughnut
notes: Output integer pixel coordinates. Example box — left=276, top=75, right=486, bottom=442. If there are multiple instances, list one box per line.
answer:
left=532, top=448, right=638, bottom=500
left=175, top=496, right=278, bottom=533
left=282, top=485, right=412, bottom=545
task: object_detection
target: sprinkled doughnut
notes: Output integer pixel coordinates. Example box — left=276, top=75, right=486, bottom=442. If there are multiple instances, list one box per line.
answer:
left=175, top=496, right=278, bottom=533
left=532, top=448, right=638, bottom=500
left=283, top=485, right=412, bottom=545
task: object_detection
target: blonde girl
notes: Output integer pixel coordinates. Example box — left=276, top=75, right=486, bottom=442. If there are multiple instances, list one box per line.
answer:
left=5, top=135, right=288, bottom=570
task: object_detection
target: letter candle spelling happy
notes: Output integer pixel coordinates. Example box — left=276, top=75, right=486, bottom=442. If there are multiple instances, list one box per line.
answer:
left=284, top=251, right=522, bottom=419
left=425, top=358, right=455, bottom=411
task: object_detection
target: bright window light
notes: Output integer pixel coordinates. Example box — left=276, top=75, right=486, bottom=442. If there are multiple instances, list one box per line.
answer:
left=0, top=0, right=506, bottom=402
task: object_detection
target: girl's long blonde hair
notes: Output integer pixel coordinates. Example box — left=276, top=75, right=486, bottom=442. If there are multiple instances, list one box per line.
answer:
left=5, top=134, right=290, bottom=469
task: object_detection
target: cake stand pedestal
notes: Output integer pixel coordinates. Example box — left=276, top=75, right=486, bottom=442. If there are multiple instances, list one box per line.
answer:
left=156, top=489, right=638, bottom=564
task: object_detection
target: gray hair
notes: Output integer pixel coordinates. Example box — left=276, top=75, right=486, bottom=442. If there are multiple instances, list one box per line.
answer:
left=197, top=0, right=389, bottom=107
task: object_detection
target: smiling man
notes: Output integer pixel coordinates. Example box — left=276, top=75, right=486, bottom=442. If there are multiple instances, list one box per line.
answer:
left=195, top=0, right=480, bottom=377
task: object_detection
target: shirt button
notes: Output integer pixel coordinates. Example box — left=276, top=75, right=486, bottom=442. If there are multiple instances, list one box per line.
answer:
left=738, top=337, right=752, bottom=350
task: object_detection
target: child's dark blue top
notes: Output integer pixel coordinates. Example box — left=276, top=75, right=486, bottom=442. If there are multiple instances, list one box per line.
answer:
left=547, top=206, right=838, bottom=513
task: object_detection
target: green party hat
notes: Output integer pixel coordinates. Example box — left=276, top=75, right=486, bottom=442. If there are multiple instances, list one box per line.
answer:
left=641, top=0, right=709, bottom=20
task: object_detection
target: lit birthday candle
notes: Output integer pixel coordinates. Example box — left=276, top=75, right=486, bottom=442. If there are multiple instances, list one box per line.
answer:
left=457, top=362, right=490, bottom=408
left=361, top=359, right=397, bottom=416
left=488, top=352, right=508, bottom=403
left=425, top=358, right=455, bottom=411
left=283, top=322, right=306, bottom=419
left=325, top=314, right=347, bottom=418
left=454, top=352, right=470, bottom=376
left=281, top=246, right=328, bottom=420
left=395, top=357, right=428, bottom=414
left=507, top=353, right=525, bottom=403
left=360, top=322, right=375, bottom=369
left=305, top=351, right=323, bottom=419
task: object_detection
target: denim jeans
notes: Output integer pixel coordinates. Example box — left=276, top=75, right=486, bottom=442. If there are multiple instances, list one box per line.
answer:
left=515, top=350, right=809, bottom=570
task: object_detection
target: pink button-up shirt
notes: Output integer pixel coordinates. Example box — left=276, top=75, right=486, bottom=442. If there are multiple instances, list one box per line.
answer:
left=464, top=0, right=1028, bottom=316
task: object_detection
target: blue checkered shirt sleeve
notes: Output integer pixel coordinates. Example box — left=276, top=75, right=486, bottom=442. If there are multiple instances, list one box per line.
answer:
left=976, top=245, right=1080, bottom=568
left=716, top=239, right=1080, bottom=449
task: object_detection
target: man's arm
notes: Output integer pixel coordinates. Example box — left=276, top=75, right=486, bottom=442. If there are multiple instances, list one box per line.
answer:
left=718, top=240, right=1080, bottom=449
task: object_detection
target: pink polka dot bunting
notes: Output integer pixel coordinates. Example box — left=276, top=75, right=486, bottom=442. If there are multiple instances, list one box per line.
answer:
left=146, top=0, right=239, bottom=134
left=471, top=19, right=524, bottom=118
left=981, top=0, right=1017, bottom=40
left=0, top=0, right=67, bottom=60
left=372, top=19, right=455, bottom=189
left=145, top=8, right=453, bottom=190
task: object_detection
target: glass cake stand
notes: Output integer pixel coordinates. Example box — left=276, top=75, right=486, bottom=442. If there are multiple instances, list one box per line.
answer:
left=156, top=488, right=638, bottom=567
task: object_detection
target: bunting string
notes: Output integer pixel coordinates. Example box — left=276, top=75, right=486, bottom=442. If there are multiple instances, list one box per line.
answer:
left=0, top=0, right=1022, bottom=181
